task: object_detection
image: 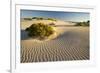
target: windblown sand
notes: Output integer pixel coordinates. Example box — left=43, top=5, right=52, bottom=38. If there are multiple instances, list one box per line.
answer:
left=21, top=27, right=89, bottom=63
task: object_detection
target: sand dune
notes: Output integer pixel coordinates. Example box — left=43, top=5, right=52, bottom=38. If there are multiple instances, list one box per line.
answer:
left=21, top=19, right=75, bottom=30
left=21, top=27, right=89, bottom=63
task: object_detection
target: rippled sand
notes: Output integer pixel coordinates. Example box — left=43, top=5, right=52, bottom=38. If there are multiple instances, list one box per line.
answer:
left=21, top=27, right=89, bottom=63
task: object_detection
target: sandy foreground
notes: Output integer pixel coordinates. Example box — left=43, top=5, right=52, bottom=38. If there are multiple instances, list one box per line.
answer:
left=21, top=26, right=89, bottom=63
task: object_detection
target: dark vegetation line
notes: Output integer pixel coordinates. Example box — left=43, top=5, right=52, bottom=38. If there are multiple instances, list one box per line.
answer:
left=23, top=17, right=57, bottom=21
left=75, top=20, right=90, bottom=26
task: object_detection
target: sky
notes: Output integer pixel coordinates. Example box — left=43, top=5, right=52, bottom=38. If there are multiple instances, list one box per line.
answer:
left=21, top=10, right=90, bottom=22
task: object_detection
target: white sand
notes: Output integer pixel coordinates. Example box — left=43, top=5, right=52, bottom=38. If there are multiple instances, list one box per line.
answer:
left=21, top=26, right=89, bottom=63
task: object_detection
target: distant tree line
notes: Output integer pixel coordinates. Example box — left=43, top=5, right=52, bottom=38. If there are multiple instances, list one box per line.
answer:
left=24, top=17, right=56, bottom=21
left=24, top=18, right=32, bottom=21
left=75, top=20, right=90, bottom=26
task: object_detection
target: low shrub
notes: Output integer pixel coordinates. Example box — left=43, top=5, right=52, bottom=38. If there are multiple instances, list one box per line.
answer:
left=25, top=23, right=54, bottom=39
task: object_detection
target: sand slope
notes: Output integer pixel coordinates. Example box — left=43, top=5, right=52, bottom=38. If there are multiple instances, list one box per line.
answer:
left=21, top=19, right=75, bottom=30
left=21, top=27, right=89, bottom=63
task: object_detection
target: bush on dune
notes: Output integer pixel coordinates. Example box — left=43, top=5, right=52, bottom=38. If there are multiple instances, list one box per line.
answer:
left=32, top=17, right=44, bottom=20
left=47, top=18, right=56, bottom=21
left=25, top=23, right=54, bottom=39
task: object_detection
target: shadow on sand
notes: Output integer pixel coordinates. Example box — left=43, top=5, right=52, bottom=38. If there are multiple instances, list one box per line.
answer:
left=21, top=30, right=29, bottom=40
left=21, top=29, right=70, bottom=41
left=54, top=31, right=71, bottom=40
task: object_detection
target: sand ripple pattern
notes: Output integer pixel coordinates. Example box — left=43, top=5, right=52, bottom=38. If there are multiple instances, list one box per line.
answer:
left=21, top=27, right=89, bottom=63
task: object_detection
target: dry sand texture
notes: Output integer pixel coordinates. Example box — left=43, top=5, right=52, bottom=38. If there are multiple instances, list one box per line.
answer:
left=21, top=20, right=89, bottom=63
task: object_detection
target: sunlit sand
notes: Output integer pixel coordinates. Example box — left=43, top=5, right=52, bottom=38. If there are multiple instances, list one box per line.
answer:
left=21, top=19, right=89, bottom=63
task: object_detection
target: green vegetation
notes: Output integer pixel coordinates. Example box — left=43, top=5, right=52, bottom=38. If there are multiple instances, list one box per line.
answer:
left=32, top=17, right=56, bottom=21
left=47, top=18, right=56, bottom=21
left=24, top=18, right=32, bottom=21
left=32, top=17, right=44, bottom=20
left=75, top=20, right=90, bottom=26
left=23, top=17, right=57, bottom=21
left=25, top=23, right=54, bottom=39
